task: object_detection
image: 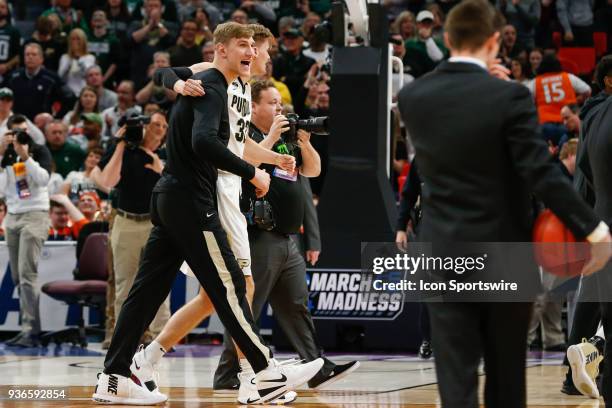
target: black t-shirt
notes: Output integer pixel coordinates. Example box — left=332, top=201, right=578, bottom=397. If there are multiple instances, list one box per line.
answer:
left=99, top=142, right=163, bottom=214
left=243, top=124, right=305, bottom=235
left=0, top=24, right=21, bottom=65
left=154, top=68, right=255, bottom=209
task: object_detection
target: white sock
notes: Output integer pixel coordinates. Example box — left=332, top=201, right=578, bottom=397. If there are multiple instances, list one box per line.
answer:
left=596, top=323, right=605, bottom=340
left=144, top=341, right=166, bottom=365
left=240, top=359, right=253, bottom=374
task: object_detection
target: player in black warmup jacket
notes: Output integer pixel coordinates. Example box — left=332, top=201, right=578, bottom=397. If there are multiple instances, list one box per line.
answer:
left=92, top=22, right=323, bottom=406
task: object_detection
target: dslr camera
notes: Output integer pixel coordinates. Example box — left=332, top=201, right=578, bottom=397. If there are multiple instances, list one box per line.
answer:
left=285, top=113, right=330, bottom=144
left=1, top=129, right=31, bottom=168
left=118, top=108, right=150, bottom=149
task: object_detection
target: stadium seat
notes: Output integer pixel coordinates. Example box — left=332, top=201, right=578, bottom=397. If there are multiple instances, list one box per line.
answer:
left=40, top=233, right=109, bottom=348
left=557, top=47, right=596, bottom=75
left=552, top=32, right=562, bottom=49
left=593, top=32, right=608, bottom=57
left=558, top=57, right=579, bottom=75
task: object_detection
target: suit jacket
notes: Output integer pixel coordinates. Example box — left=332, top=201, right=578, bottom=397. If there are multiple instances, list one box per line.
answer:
left=397, top=61, right=598, bottom=243
left=583, top=95, right=612, bottom=225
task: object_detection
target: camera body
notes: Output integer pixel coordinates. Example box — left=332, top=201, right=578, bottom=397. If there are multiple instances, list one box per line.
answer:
left=118, top=109, right=150, bottom=149
left=1, top=130, right=31, bottom=168
left=284, top=113, right=330, bottom=144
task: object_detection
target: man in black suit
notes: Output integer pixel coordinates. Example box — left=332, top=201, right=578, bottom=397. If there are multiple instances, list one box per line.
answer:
left=397, top=1, right=612, bottom=407
left=581, top=66, right=612, bottom=405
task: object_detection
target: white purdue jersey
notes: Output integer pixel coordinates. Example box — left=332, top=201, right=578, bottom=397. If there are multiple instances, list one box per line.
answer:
left=219, top=77, right=251, bottom=175
left=181, top=77, right=254, bottom=278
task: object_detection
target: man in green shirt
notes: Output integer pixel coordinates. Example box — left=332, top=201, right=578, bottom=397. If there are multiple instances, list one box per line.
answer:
left=404, top=10, right=447, bottom=78
left=45, top=120, right=86, bottom=178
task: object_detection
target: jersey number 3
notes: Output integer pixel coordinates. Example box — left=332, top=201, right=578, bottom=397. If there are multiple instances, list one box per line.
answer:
left=235, top=118, right=249, bottom=143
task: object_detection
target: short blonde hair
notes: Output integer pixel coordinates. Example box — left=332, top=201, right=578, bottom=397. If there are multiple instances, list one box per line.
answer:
left=248, top=23, right=273, bottom=44
left=560, top=138, right=578, bottom=160
left=213, top=22, right=254, bottom=45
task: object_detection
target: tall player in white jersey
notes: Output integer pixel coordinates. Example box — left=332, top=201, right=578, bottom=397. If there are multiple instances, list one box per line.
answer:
left=130, top=25, right=299, bottom=405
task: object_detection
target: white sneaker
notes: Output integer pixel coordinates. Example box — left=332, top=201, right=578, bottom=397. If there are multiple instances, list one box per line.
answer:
left=255, top=358, right=324, bottom=403
left=237, top=371, right=297, bottom=405
left=92, top=372, right=167, bottom=405
left=130, top=345, right=160, bottom=393
left=567, top=339, right=602, bottom=399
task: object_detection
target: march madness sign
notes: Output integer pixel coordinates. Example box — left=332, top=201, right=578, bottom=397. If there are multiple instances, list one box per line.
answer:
left=306, top=269, right=405, bottom=320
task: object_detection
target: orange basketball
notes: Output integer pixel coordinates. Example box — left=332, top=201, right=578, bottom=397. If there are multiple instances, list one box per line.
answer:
left=532, top=209, right=590, bottom=277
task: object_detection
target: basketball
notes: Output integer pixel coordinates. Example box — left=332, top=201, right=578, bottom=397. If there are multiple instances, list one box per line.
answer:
left=532, top=209, right=590, bottom=277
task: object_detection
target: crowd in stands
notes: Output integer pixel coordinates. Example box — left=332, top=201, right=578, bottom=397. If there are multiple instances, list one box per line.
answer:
left=0, top=0, right=607, bottom=242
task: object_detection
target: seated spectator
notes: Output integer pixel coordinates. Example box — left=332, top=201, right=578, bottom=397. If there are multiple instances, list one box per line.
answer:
left=230, top=8, right=248, bottom=24
left=85, top=65, right=118, bottom=112
left=391, top=11, right=416, bottom=41
left=0, top=0, right=21, bottom=80
left=404, top=11, right=446, bottom=78
left=389, top=34, right=415, bottom=97
left=497, top=0, right=540, bottom=49
left=34, top=113, right=54, bottom=136
left=301, top=12, right=321, bottom=38
left=8, top=43, right=73, bottom=120
left=87, top=10, right=121, bottom=86
left=384, top=0, right=412, bottom=21
left=559, top=138, right=578, bottom=178
left=511, top=58, right=530, bottom=86
left=277, top=16, right=295, bottom=40
left=0, top=88, right=45, bottom=145
left=70, top=113, right=105, bottom=151
left=188, top=7, right=214, bottom=47
left=62, top=146, right=107, bottom=199
left=63, top=86, right=100, bottom=139
left=557, top=0, right=594, bottom=46
left=527, top=55, right=591, bottom=147
left=48, top=199, right=73, bottom=241
left=24, top=15, right=66, bottom=73
left=45, top=120, right=86, bottom=179
left=168, top=20, right=201, bottom=67
left=47, top=162, right=65, bottom=195
left=130, top=0, right=179, bottom=23
left=561, top=104, right=581, bottom=139
left=59, top=28, right=96, bottom=96
left=273, top=27, right=316, bottom=99
left=201, top=40, right=215, bottom=63
left=528, top=48, right=543, bottom=77
left=177, top=1, right=222, bottom=29
left=128, top=0, right=178, bottom=90
left=49, top=192, right=101, bottom=239
left=426, top=3, right=446, bottom=42
left=238, top=0, right=277, bottom=27
left=135, top=52, right=176, bottom=110
left=42, top=0, right=89, bottom=35
left=102, top=80, right=142, bottom=139
left=303, top=21, right=331, bottom=65
left=143, top=102, right=162, bottom=115
left=498, top=24, right=526, bottom=67
left=104, top=0, right=132, bottom=38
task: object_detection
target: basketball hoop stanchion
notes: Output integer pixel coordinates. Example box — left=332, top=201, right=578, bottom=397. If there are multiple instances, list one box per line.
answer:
left=309, top=1, right=422, bottom=351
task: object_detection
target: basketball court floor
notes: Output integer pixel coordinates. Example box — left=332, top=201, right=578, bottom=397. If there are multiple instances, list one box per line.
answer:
left=0, top=343, right=604, bottom=407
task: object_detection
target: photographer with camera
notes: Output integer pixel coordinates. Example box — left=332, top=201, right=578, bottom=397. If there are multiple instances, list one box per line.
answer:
left=91, top=110, right=170, bottom=340
left=0, top=114, right=53, bottom=348
left=214, top=80, right=359, bottom=390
